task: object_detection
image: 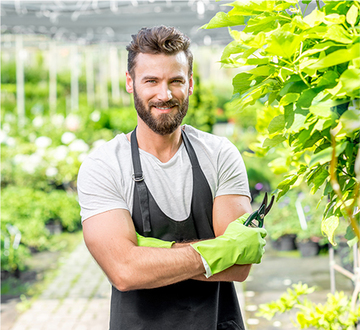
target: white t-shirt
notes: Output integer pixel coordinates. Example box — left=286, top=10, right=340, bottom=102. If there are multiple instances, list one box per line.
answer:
left=77, top=125, right=251, bottom=222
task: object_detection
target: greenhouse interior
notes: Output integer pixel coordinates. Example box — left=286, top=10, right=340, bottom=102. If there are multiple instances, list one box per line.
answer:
left=1, top=1, right=360, bottom=329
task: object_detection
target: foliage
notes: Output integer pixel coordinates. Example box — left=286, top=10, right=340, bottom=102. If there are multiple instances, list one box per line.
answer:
left=257, top=188, right=331, bottom=241
left=183, top=66, right=218, bottom=132
left=1, top=186, right=81, bottom=250
left=257, top=282, right=360, bottom=329
left=204, top=0, right=360, bottom=245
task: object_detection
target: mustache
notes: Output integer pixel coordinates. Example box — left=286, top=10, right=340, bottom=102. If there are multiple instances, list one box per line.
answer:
left=149, top=100, right=179, bottom=108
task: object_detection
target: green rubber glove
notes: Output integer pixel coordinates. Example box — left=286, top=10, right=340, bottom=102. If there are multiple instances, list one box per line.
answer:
left=191, top=213, right=267, bottom=276
left=136, top=233, right=175, bottom=248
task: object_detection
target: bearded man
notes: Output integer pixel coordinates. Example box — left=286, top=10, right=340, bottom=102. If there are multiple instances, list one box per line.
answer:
left=77, top=26, right=267, bottom=330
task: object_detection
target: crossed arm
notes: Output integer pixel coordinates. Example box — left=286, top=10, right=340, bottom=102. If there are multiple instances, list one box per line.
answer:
left=82, top=194, right=252, bottom=292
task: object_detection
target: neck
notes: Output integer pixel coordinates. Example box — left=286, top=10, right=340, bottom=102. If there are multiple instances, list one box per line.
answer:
left=133, top=120, right=183, bottom=163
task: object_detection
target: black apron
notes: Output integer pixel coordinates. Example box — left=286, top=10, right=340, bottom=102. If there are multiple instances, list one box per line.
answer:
left=109, top=127, right=244, bottom=330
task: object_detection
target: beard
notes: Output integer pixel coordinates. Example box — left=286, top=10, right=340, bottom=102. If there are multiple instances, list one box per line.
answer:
left=133, top=87, right=189, bottom=136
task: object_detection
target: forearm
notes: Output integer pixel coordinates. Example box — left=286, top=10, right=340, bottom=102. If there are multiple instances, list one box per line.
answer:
left=192, top=264, right=251, bottom=282
left=90, top=240, right=205, bottom=292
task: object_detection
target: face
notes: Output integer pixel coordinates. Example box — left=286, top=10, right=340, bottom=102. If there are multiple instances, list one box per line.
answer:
left=126, top=52, right=193, bottom=135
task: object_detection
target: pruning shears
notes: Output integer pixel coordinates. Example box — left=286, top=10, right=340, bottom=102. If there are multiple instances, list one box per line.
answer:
left=244, top=192, right=275, bottom=228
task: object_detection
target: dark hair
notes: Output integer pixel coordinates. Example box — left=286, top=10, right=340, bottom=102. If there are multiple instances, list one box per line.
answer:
left=126, top=26, right=193, bottom=78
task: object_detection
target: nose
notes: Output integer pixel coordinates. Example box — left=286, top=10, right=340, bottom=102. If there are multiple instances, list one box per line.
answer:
left=157, top=82, right=172, bottom=102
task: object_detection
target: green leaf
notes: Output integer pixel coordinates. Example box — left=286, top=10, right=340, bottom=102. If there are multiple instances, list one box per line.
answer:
left=339, top=109, right=360, bottom=135
left=314, top=71, right=339, bottom=88
left=268, top=115, right=285, bottom=134
left=324, top=13, right=346, bottom=25
left=201, top=11, right=245, bottom=29
left=296, top=41, right=340, bottom=62
left=228, top=0, right=275, bottom=16
left=287, top=113, right=307, bottom=133
left=309, top=141, right=348, bottom=167
left=346, top=4, right=359, bottom=27
left=310, top=98, right=350, bottom=118
left=309, top=166, right=329, bottom=193
left=303, top=9, right=325, bottom=27
left=278, top=174, right=298, bottom=190
left=232, top=72, right=253, bottom=95
left=307, top=44, right=360, bottom=70
left=339, top=68, right=360, bottom=94
left=263, top=134, right=286, bottom=148
left=321, top=215, right=339, bottom=246
left=266, top=29, right=303, bottom=59
left=324, top=24, right=354, bottom=44
left=245, top=14, right=286, bottom=34
left=280, top=93, right=300, bottom=106
left=297, top=88, right=321, bottom=109
left=248, top=65, right=274, bottom=77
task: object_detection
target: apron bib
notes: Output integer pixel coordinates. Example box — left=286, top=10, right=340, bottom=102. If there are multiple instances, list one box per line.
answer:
left=109, top=127, right=244, bottom=330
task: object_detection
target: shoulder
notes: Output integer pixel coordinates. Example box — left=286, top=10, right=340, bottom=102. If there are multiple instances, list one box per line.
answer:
left=183, top=125, right=238, bottom=158
left=78, top=133, right=129, bottom=177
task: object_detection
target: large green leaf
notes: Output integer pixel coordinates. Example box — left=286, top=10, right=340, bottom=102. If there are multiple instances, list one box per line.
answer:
left=339, top=109, right=360, bottom=135
left=232, top=72, right=253, bottom=94
left=245, top=14, right=288, bottom=34
left=202, top=11, right=245, bottom=29
left=263, top=134, right=286, bottom=147
left=309, top=141, right=348, bottom=167
left=268, top=115, right=285, bottom=134
left=323, top=24, right=354, bottom=44
left=228, top=0, right=280, bottom=16
left=346, top=4, right=359, bottom=27
left=339, top=68, right=360, bottom=93
left=295, top=41, right=342, bottom=62
left=321, top=215, right=339, bottom=246
left=303, top=9, right=325, bottom=27
left=307, top=43, right=360, bottom=70
left=266, top=29, right=303, bottom=59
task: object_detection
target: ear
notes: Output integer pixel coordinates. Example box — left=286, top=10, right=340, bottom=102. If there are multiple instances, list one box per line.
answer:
left=188, top=74, right=194, bottom=96
left=126, top=71, right=134, bottom=94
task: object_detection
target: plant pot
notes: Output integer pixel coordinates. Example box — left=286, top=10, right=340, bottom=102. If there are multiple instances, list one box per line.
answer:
left=297, top=240, right=320, bottom=257
left=273, top=234, right=297, bottom=251
left=45, top=221, right=62, bottom=235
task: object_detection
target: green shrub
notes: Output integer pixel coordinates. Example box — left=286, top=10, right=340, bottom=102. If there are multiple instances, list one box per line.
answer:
left=1, top=186, right=81, bottom=251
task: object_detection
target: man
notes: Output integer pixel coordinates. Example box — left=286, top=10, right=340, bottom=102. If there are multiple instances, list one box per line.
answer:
left=77, top=26, right=267, bottom=330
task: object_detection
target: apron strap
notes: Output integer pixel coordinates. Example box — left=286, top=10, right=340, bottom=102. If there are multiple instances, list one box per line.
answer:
left=130, top=126, right=203, bottom=234
left=181, top=128, right=200, bottom=168
left=131, top=127, right=151, bottom=233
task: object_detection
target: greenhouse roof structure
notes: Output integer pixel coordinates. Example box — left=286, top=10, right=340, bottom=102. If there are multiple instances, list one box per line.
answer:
left=1, top=0, right=235, bottom=46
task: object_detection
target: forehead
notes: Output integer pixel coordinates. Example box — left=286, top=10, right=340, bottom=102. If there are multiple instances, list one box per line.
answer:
left=133, top=52, right=189, bottom=78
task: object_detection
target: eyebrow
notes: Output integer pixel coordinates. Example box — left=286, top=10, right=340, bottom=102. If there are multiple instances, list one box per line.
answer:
left=141, top=75, right=186, bottom=82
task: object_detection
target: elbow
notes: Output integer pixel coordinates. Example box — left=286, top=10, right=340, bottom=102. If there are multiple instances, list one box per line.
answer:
left=238, top=264, right=252, bottom=282
left=111, top=268, right=139, bottom=292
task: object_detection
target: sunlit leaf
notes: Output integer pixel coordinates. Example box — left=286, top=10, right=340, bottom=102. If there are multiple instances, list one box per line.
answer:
left=309, top=142, right=348, bottom=167
left=346, top=4, right=359, bottom=27
left=263, top=134, right=286, bottom=148
left=303, top=9, right=325, bottom=27
left=321, top=215, right=339, bottom=246
left=307, top=44, right=360, bottom=70
left=268, top=115, right=285, bottom=134
left=201, top=11, right=245, bottom=29
left=339, top=109, right=360, bottom=135
left=266, top=30, right=303, bottom=59
left=339, top=68, right=360, bottom=94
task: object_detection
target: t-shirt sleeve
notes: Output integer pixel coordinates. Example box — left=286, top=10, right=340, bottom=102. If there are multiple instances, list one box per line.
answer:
left=77, top=155, right=129, bottom=222
left=215, top=138, right=251, bottom=200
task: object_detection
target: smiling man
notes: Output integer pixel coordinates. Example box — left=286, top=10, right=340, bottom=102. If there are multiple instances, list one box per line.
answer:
left=77, top=26, right=267, bottom=330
